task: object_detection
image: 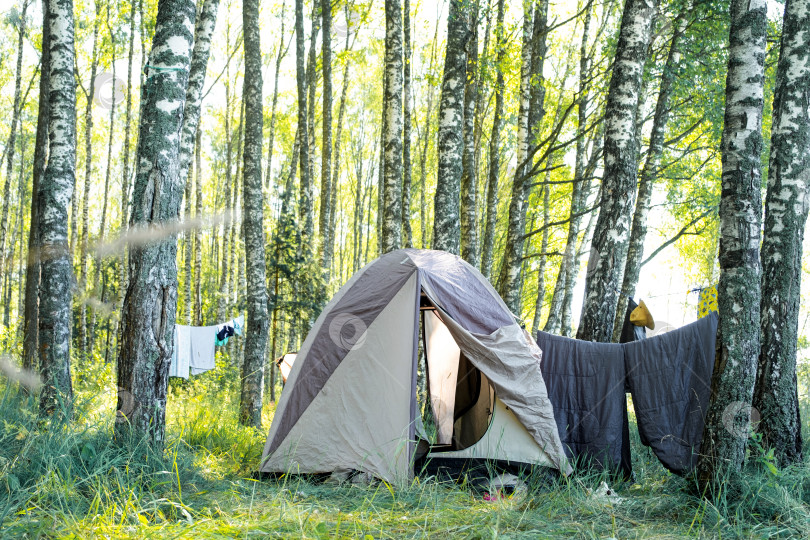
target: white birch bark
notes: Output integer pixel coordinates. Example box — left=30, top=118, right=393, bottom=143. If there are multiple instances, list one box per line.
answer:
left=381, top=0, right=404, bottom=253
left=38, top=0, right=77, bottom=417
left=432, top=0, right=469, bottom=254
left=752, top=0, right=810, bottom=467
left=697, top=0, right=767, bottom=488
left=480, top=0, right=505, bottom=279
left=239, top=0, right=269, bottom=429
left=576, top=0, right=657, bottom=342
left=177, top=0, right=220, bottom=188
left=115, top=0, right=196, bottom=447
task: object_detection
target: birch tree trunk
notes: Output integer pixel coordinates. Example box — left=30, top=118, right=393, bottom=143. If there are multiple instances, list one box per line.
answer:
left=193, top=124, right=203, bottom=325
left=752, top=0, right=810, bottom=468
left=217, top=144, right=232, bottom=321
left=92, top=2, right=119, bottom=359
left=0, top=0, right=30, bottom=306
left=265, top=1, right=289, bottom=190
left=118, top=0, right=138, bottom=318
left=78, top=2, right=101, bottom=363
left=432, top=0, right=469, bottom=254
left=480, top=0, right=505, bottom=279
left=380, top=0, right=403, bottom=253
left=576, top=0, right=657, bottom=342
left=418, top=18, right=440, bottom=250
left=306, top=1, right=321, bottom=193
left=696, top=0, right=766, bottom=490
left=544, top=1, right=592, bottom=334
left=319, top=0, right=334, bottom=266
left=330, top=12, right=353, bottom=261
left=612, top=11, right=685, bottom=342
left=531, top=184, right=550, bottom=333
left=38, top=0, right=76, bottom=418
left=239, top=0, right=269, bottom=429
left=178, top=0, right=220, bottom=188
left=295, top=0, right=313, bottom=240
left=183, top=159, right=193, bottom=323
left=401, top=0, right=413, bottom=248
left=497, top=0, right=548, bottom=315
left=23, top=0, right=49, bottom=372
left=115, top=0, right=196, bottom=447
left=460, top=3, right=479, bottom=267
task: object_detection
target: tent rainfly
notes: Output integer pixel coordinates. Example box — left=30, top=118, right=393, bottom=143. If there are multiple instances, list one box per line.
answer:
left=259, top=249, right=570, bottom=484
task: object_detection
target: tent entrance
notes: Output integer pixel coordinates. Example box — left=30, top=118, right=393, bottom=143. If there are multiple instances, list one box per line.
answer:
left=417, top=296, right=493, bottom=453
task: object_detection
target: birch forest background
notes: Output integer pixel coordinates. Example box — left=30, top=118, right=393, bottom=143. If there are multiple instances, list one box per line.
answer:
left=1, top=0, right=810, bottom=536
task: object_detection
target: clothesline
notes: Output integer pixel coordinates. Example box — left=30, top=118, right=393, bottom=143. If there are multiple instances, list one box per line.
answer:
left=616, top=287, right=705, bottom=300
left=169, top=315, right=245, bottom=379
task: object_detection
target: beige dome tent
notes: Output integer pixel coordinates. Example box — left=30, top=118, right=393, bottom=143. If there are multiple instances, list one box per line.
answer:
left=260, top=249, right=569, bottom=484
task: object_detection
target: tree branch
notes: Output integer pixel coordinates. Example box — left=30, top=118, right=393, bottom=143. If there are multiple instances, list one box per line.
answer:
left=640, top=207, right=716, bottom=267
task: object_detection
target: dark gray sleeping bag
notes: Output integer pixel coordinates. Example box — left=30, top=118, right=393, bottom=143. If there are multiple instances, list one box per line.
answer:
left=623, top=312, right=718, bottom=474
left=537, top=313, right=718, bottom=477
left=536, top=332, right=632, bottom=478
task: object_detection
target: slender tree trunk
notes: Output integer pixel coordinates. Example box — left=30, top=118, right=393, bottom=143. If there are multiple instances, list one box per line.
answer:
left=696, top=0, right=766, bottom=490
left=366, top=163, right=374, bottom=261
left=182, top=0, right=220, bottom=322
left=217, top=154, right=232, bottom=321
left=239, top=0, right=269, bottom=428
left=8, top=134, right=26, bottom=327
left=480, top=0, right=505, bottom=279
left=78, top=2, right=101, bottom=364
left=115, top=0, right=196, bottom=447
left=497, top=0, right=548, bottom=315
left=265, top=0, right=289, bottom=190
left=752, top=0, right=809, bottom=468
left=562, top=179, right=600, bottom=336
left=92, top=2, right=119, bottom=359
left=460, top=3, right=479, bottom=266
left=432, top=0, right=469, bottom=254
left=319, top=0, right=334, bottom=267
left=183, top=163, right=193, bottom=323
left=1, top=0, right=30, bottom=307
left=330, top=12, right=353, bottom=263
left=544, top=1, right=592, bottom=334
left=377, top=108, right=384, bottom=255
left=218, top=84, right=234, bottom=323
left=418, top=17, right=440, bottom=250
left=228, top=101, right=245, bottom=313
left=118, top=0, right=138, bottom=321
left=473, top=0, right=492, bottom=191
left=576, top=0, right=657, bottom=342
left=193, top=125, right=203, bottom=325
left=39, top=0, right=76, bottom=418
left=23, top=0, right=50, bottom=373
left=612, top=11, right=686, bottom=342
left=306, top=0, right=321, bottom=194
left=401, top=0, right=413, bottom=248
left=352, top=138, right=365, bottom=271
left=531, top=183, right=550, bottom=333
left=295, top=0, right=313, bottom=240
left=381, top=0, right=404, bottom=253
left=178, top=0, right=220, bottom=187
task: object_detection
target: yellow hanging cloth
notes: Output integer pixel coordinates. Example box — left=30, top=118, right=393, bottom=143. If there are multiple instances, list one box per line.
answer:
left=697, top=285, right=718, bottom=318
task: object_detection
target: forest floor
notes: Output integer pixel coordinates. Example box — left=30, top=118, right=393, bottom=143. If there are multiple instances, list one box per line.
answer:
left=1, top=358, right=810, bottom=539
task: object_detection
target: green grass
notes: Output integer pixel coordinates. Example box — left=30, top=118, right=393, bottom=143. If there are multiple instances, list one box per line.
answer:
left=1, top=360, right=810, bottom=538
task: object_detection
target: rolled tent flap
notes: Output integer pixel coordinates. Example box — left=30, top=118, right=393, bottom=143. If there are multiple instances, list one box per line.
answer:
left=424, top=293, right=571, bottom=474
left=424, top=309, right=461, bottom=445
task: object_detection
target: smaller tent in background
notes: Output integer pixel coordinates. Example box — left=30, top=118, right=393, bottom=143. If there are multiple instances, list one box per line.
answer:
left=259, top=249, right=569, bottom=484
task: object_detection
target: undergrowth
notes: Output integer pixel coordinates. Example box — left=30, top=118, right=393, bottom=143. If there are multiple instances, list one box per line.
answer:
left=1, top=358, right=809, bottom=538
